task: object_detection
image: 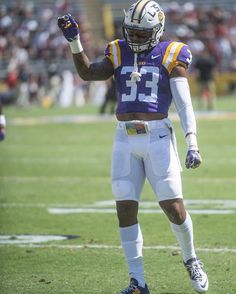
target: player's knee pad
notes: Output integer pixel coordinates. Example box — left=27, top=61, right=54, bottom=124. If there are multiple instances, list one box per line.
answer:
left=112, top=180, right=135, bottom=200
left=155, top=175, right=183, bottom=201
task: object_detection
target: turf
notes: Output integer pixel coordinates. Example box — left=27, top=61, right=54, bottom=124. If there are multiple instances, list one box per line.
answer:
left=0, top=97, right=236, bottom=293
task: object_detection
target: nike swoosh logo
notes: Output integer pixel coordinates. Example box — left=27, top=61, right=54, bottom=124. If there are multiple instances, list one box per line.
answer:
left=159, top=135, right=168, bottom=139
left=151, top=54, right=161, bottom=59
left=200, top=279, right=208, bottom=288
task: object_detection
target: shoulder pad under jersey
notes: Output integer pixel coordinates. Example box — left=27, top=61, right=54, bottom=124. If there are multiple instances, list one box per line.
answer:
left=162, top=41, right=192, bottom=74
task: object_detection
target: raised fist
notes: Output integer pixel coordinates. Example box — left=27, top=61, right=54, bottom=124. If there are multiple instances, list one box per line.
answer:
left=58, top=13, right=80, bottom=42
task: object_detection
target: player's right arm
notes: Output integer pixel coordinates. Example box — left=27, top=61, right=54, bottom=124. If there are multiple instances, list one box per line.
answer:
left=58, top=13, right=114, bottom=81
left=72, top=51, right=114, bottom=81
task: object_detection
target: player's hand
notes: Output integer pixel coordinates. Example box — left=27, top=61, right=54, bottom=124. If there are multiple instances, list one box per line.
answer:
left=185, top=149, right=202, bottom=169
left=0, top=114, right=6, bottom=141
left=57, top=13, right=79, bottom=42
left=0, top=126, right=5, bottom=141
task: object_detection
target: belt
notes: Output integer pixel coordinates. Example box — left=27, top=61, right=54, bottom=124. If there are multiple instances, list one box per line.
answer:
left=117, top=119, right=167, bottom=131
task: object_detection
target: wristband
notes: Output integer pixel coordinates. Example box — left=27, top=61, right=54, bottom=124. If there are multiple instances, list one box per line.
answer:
left=69, top=38, right=83, bottom=54
left=185, top=132, right=198, bottom=150
left=0, top=114, right=6, bottom=127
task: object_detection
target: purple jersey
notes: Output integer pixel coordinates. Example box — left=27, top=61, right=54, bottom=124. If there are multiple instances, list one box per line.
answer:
left=105, top=40, right=192, bottom=115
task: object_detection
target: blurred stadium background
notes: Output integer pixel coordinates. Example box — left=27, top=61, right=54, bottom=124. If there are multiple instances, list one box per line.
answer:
left=1, top=2, right=236, bottom=293
left=0, top=0, right=236, bottom=110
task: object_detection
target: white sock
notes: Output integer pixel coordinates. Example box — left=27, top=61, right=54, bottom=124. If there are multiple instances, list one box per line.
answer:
left=119, top=223, right=145, bottom=288
left=170, top=212, right=197, bottom=262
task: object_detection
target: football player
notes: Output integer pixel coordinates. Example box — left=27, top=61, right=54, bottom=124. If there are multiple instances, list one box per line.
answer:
left=0, top=102, right=6, bottom=141
left=58, top=1, right=208, bottom=293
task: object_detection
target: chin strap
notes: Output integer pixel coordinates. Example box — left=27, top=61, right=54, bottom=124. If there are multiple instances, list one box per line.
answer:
left=130, top=53, right=142, bottom=83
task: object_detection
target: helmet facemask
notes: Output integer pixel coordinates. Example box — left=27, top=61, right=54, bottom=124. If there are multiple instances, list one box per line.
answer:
left=123, top=0, right=165, bottom=53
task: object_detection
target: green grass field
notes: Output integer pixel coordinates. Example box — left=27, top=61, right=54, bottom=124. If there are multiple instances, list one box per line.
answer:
left=0, top=96, right=236, bottom=293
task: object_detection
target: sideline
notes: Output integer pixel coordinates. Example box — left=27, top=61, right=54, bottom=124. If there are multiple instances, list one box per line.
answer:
left=8, top=111, right=236, bottom=126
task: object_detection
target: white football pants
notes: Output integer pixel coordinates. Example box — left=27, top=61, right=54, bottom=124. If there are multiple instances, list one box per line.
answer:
left=111, top=118, right=183, bottom=202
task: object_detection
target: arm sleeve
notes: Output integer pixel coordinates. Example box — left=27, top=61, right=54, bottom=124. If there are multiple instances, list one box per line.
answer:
left=170, top=76, right=198, bottom=149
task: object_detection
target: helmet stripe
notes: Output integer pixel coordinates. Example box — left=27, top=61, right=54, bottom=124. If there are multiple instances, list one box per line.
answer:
left=131, top=0, right=151, bottom=23
left=137, top=0, right=152, bottom=23
left=131, top=0, right=143, bottom=22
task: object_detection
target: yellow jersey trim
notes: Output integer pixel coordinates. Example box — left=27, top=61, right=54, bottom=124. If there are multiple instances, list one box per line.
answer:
left=162, top=42, right=175, bottom=66
left=107, top=39, right=121, bottom=69
left=114, top=39, right=121, bottom=68
left=162, top=41, right=186, bottom=74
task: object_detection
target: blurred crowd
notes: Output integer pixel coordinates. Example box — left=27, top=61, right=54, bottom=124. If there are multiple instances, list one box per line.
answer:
left=0, top=0, right=98, bottom=108
left=162, top=2, right=236, bottom=72
left=0, top=0, right=235, bottom=110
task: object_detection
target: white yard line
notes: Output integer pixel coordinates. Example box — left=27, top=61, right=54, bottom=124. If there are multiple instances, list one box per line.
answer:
left=1, top=243, right=236, bottom=253
left=0, top=176, right=108, bottom=183
left=1, top=158, right=236, bottom=165
left=1, top=199, right=236, bottom=214
left=47, top=207, right=236, bottom=215
left=1, top=205, right=235, bottom=214
left=1, top=176, right=235, bottom=183
left=93, top=199, right=236, bottom=208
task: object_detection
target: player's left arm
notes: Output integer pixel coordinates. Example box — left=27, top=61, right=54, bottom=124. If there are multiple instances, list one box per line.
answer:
left=170, top=64, right=202, bottom=169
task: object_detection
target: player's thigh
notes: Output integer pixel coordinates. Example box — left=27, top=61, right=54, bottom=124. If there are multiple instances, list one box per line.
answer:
left=145, top=138, right=182, bottom=201
left=111, top=141, right=145, bottom=201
